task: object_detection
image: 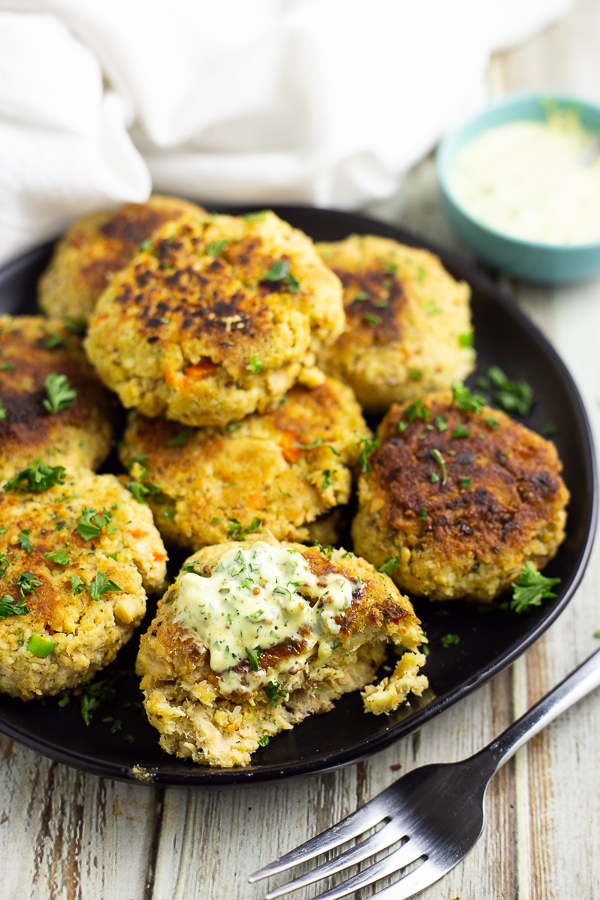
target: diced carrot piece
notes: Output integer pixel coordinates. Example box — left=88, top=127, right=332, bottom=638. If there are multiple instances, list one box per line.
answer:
left=184, top=359, right=218, bottom=381
left=247, top=492, right=266, bottom=510
left=153, top=551, right=166, bottom=562
left=279, top=431, right=302, bottom=464
left=129, top=529, right=148, bottom=539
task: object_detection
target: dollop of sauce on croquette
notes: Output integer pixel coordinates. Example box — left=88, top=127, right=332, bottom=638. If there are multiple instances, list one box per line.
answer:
left=174, top=541, right=354, bottom=695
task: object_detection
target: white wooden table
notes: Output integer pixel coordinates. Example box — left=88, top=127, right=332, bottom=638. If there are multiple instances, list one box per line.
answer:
left=3, top=1, right=600, bottom=896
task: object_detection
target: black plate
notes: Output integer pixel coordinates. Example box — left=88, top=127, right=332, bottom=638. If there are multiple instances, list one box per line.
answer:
left=0, top=206, right=596, bottom=786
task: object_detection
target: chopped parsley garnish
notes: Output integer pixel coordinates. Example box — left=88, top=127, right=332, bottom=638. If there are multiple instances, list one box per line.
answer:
left=430, top=449, right=447, bottom=485
left=452, top=381, right=486, bottom=415
left=409, top=369, right=423, bottom=381
left=257, top=735, right=270, bottom=746
left=424, top=300, right=441, bottom=314
left=228, top=518, right=260, bottom=540
left=248, top=356, right=263, bottom=373
left=265, top=259, right=290, bottom=281
left=378, top=556, right=400, bottom=575
left=167, top=427, right=192, bottom=446
left=451, top=423, right=472, bottom=439
left=16, top=572, right=42, bottom=598
left=0, top=551, right=11, bottom=577
left=43, top=373, right=77, bottom=415
left=322, top=469, right=332, bottom=489
left=245, top=646, right=260, bottom=671
left=430, top=472, right=439, bottom=483
left=355, top=291, right=370, bottom=301
left=79, top=668, right=133, bottom=725
left=243, top=210, right=268, bottom=223
left=27, top=634, right=57, bottom=658
left=358, top=435, right=379, bottom=473
left=206, top=239, right=229, bottom=256
left=404, top=399, right=429, bottom=423
left=542, top=423, right=557, bottom=438
left=363, top=313, right=381, bottom=326
left=594, top=631, right=600, bottom=639
left=0, top=399, right=6, bottom=420
left=90, top=572, right=123, bottom=602
left=42, top=333, right=64, bottom=349
left=0, top=361, right=14, bottom=371
left=264, top=680, right=285, bottom=707
left=419, top=508, right=428, bottom=521
left=77, top=507, right=113, bottom=541
left=458, top=332, right=474, bottom=348
left=125, top=481, right=151, bottom=503
left=510, top=562, right=560, bottom=614
left=211, top=517, right=221, bottom=524
left=181, top=561, right=198, bottom=574
left=123, top=734, right=135, bottom=744
left=17, top=529, right=34, bottom=552
left=440, top=633, right=460, bottom=648
left=487, top=367, right=534, bottom=416
left=138, top=239, right=152, bottom=252
left=64, top=317, right=86, bottom=336
left=43, top=549, right=70, bottom=566
left=0, top=595, right=28, bottom=619
left=70, top=575, right=85, bottom=594
left=103, top=716, right=123, bottom=734
left=435, top=416, right=448, bottom=432
left=459, top=476, right=472, bottom=489
left=484, top=416, right=499, bottom=430
left=3, top=460, right=67, bottom=493
left=293, top=437, right=323, bottom=450
left=226, top=422, right=242, bottom=432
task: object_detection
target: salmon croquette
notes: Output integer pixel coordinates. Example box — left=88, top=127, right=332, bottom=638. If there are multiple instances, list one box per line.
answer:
left=136, top=537, right=428, bottom=767
left=85, top=211, right=345, bottom=427
left=316, top=235, right=475, bottom=413
left=0, top=316, right=114, bottom=482
left=0, top=464, right=167, bottom=700
left=38, top=195, right=207, bottom=324
left=352, top=388, right=569, bottom=602
left=119, top=376, right=368, bottom=549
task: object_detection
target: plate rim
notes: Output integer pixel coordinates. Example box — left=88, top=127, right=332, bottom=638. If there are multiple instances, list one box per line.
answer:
left=0, top=204, right=597, bottom=787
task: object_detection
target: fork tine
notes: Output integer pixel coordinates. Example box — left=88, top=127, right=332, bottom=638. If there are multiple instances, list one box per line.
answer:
left=263, top=820, right=407, bottom=899
left=307, top=838, right=426, bottom=900
left=248, top=789, right=393, bottom=883
left=364, top=858, right=448, bottom=900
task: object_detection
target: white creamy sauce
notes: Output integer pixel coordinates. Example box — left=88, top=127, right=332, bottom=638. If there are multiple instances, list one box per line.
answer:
left=173, top=541, right=356, bottom=696
left=450, top=112, right=600, bottom=245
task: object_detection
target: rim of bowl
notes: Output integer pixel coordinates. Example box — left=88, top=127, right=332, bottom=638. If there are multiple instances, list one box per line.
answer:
left=437, top=90, right=600, bottom=253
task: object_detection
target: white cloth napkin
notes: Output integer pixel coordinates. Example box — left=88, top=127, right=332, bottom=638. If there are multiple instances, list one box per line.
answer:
left=0, top=0, right=572, bottom=267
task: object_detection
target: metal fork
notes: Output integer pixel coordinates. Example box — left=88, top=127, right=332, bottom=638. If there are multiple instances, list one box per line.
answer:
left=249, top=646, right=600, bottom=900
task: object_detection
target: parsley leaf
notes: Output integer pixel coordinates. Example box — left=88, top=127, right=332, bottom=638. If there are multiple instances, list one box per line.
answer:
left=357, top=435, right=379, bottom=473
left=70, top=575, right=85, bottom=594
left=43, top=549, right=70, bottom=566
left=79, top=668, right=133, bottom=725
left=90, top=572, right=123, bottom=602
left=15, top=572, right=42, bottom=599
left=206, top=239, right=229, bottom=257
left=459, top=476, right=472, bottom=489
left=440, top=634, right=460, bottom=648
left=452, top=381, right=486, bottom=414
left=322, top=469, right=333, bottom=489
left=0, top=595, right=29, bottom=619
left=42, top=333, right=64, bottom=350
left=451, top=423, right=472, bottom=439
left=511, top=562, right=560, bottom=614
left=42, top=373, right=77, bottom=415
left=378, top=556, right=400, bottom=575
left=17, top=529, right=34, bottom=552
left=77, top=507, right=112, bottom=541
left=458, top=332, right=474, bottom=348
left=293, top=437, right=324, bottom=450
left=167, top=427, right=192, bottom=447
left=64, top=317, right=86, bottom=336
left=245, top=646, right=260, bottom=671
left=404, top=399, right=429, bottom=423
left=363, top=313, right=381, bottom=326
left=488, top=367, right=535, bottom=417
left=3, top=460, right=66, bottom=493
left=265, top=259, right=290, bottom=281
left=0, top=399, right=6, bottom=420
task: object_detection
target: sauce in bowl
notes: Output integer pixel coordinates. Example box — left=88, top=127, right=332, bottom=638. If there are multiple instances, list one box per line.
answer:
left=450, top=111, right=600, bottom=246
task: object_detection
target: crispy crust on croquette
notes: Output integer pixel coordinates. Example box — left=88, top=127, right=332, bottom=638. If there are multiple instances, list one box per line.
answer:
left=119, top=376, right=368, bottom=549
left=136, top=538, right=427, bottom=767
left=0, top=471, right=167, bottom=699
left=38, top=195, right=207, bottom=323
left=352, top=392, right=569, bottom=601
left=316, top=235, right=475, bottom=412
left=85, top=212, right=344, bottom=426
left=0, top=316, right=115, bottom=481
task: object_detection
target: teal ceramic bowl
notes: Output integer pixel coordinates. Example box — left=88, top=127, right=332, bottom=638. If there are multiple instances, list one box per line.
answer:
left=437, top=92, right=600, bottom=283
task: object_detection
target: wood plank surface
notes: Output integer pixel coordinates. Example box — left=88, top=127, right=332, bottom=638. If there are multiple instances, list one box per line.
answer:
left=3, top=1, right=600, bottom=897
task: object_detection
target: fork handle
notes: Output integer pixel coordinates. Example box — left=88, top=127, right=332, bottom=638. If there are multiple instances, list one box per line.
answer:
left=486, top=646, right=600, bottom=769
